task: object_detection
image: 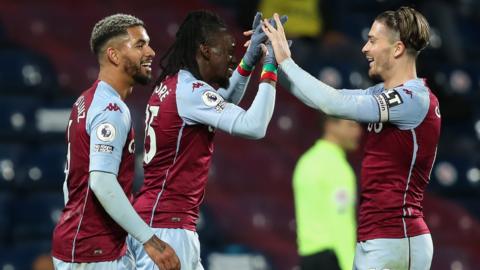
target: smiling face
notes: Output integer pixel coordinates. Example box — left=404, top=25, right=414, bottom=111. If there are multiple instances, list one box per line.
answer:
left=117, top=25, right=156, bottom=85
left=362, top=20, right=399, bottom=81
left=207, top=31, right=236, bottom=88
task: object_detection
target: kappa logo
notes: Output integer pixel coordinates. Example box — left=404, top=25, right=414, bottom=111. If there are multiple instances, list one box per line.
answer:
left=103, top=103, right=122, bottom=112
left=192, top=82, right=204, bottom=91
left=403, top=89, right=413, bottom=98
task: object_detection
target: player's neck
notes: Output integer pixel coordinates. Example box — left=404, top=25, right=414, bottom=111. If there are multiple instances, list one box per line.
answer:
left=98, top=68, right=134, bottom=100
left=383, top=60, right=417, bottom=89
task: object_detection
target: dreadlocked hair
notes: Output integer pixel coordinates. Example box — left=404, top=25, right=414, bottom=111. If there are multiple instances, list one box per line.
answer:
left=157, top=10, right=227, bottom=84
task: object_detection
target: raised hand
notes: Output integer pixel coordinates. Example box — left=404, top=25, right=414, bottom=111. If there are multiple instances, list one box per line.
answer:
left=262, top=13, right=292, bottom=65
left=243, top=12, right=288, bottom=67
left=143, top=235, right=181, bottom=270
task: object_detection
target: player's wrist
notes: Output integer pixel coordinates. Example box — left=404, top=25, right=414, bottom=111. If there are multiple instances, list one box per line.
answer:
left=237, top=58, right=254, bottom=76
left=260, top=63, right=278, bottom=83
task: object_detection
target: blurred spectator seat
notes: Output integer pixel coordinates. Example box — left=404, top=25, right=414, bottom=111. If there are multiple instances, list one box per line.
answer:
left=0, top=192, right=12, bottom=243
left=0, top=240, right=51, bottom=269
left=15, top=144, right=66, bottom=191
left=0, top=49, right=58, bottom=95
left=0, top=97, right=41, bottom=139
left=0, top=144, right=25, bottom=190
left=11, top=192, right=63, bottom=241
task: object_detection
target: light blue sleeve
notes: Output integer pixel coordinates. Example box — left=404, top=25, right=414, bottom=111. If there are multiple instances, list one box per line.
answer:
left=177, top=80, right=241, bottom=130
left=217, top=69, right=251, bottom=105
left=337, top=87, right=376, bottom=96
left=177, top=79, right=275, bottom=139
left=279, top=68, right=377, bottom=108
left=379, top=86, right=430, bottom=130
left=86, top=100, right=130, bottom=175
left=279, top=59, right=379, bottom=122
left=279, top=58, right=429, bottom=126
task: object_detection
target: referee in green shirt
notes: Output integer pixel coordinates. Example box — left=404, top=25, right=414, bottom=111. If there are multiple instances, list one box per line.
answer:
left=293, top=115, right=361, bottom=270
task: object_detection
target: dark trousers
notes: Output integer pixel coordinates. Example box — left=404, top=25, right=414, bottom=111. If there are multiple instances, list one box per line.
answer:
left=300, top=250, right=342, bottom=270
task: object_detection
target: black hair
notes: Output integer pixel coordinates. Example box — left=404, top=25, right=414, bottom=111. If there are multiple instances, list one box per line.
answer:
left=90, top=14, right=144, bottom=58
left=157, top=10, right=227, bottom=83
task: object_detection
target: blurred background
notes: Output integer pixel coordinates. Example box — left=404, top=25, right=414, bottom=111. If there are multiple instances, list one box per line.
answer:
left=0, top=0, right=479, bottom=269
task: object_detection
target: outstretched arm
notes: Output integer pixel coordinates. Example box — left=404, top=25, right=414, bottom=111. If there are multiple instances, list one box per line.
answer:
left=178, top=44, right=279, bottom=139
left=87, top=107, right=180, bottom=270
left=263, top=14, right=381, bottom=122
left=218, top=12, right=288, bottom=105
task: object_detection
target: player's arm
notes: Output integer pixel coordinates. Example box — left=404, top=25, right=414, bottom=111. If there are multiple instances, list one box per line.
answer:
left=278, top=68, right=373, bottom=110
left=280, top=58, right=430, bottom=125
left=178, top=44, right=278, bottom=140
left=178, top=80, right=275, bottom=139
left=89, top=171, right=153, bottom=243
left=216, top=69, right=251, bottom=105
left=87, top=108, right=180, bottom=269
left=217, top=13, right=288, bottom=105
left=279, top=58, right=383, bottom=122
left=87, top=109, right=154, bottom=243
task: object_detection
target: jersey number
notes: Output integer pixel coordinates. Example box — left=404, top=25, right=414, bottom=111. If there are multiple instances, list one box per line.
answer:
left=144, top=105, right=159, bottom=164
left=367, top=122, right=383, bottom=133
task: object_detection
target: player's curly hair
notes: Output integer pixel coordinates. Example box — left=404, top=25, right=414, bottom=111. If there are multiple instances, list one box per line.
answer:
left=157, top=10, right=227, bottom=84
left=90, top=14, right=144, bottom=57
left=376, top=6, right=430, bottom=56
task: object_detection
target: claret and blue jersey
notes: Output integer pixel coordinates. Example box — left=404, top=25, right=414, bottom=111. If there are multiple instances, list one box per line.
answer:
left=52, top=81, right=135, bottom=262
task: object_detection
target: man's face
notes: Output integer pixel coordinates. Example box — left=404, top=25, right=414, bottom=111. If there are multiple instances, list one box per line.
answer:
left=362, top=21, right=397, bottom=81
left=207, top=31, right=236, bottom=89
left=328, top=119, right=362, bottom=151
left=118, top=26, right=156, bottom=85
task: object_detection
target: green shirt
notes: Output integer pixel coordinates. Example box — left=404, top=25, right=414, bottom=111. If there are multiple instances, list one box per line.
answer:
left=293, top=139, right=356, bottom=270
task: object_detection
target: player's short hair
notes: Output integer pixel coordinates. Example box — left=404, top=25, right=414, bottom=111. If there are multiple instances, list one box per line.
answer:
left=375, top=6, right=430, bottom=56
left=157, top=10, right=227, bottom=83
left=90, top=14, right=144, bottom=57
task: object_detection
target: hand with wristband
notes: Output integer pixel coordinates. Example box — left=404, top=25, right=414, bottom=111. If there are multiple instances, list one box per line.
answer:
left=260, top=41, right=278, bottom=84
left=239, top=12, right=288, bottom=77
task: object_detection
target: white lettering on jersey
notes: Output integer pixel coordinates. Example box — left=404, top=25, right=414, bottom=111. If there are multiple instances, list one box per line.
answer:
left=96, top=123, right=116, bottom=142
left=367, top=122, right=383, bottom=133
left=435, top=106, right=441, bottom=118
left=75, top=96, right=86, bottom=123
left=154, top=83, right=169, bottom=102
left=128, top=139, right=135, bottom=154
